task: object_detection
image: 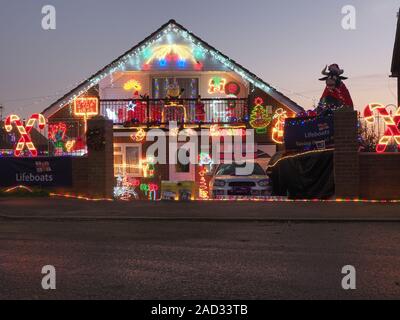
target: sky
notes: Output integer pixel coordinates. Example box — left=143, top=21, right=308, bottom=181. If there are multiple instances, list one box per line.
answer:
left=0, top=0, right=399, bottom=118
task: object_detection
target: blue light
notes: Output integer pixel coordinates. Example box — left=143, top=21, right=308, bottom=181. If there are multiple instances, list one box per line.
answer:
left=159, top=59, right=167, bottom=67
left=177, top=59, right=186, bottom=68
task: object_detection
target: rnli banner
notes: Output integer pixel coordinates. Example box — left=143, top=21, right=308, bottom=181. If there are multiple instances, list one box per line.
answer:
left=0, top=157, right=73, bottom=187
left=284, top=115, right=334, bottom=151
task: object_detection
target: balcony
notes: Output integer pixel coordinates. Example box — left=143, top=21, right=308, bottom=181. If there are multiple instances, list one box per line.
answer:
left=100, top=98, right=249, bottom=126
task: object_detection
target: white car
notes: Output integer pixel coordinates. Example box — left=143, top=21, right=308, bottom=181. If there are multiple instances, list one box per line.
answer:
left=209, top=163, right=272, bottom=198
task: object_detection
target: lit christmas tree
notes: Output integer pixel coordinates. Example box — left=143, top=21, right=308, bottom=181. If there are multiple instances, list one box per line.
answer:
left=249, top=97, right=272, bottom=134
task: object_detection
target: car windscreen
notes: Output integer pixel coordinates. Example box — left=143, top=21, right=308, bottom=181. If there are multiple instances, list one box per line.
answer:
left=215, top=163, right=265, bottom=176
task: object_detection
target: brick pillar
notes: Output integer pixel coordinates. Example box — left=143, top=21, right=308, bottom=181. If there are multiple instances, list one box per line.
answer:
left=86, top=116, right=114, bottom=199
left=334, top=110, right=359, bottom=199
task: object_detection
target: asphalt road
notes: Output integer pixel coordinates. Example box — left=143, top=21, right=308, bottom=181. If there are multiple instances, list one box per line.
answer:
left=1, top=220, right=400, bottom=300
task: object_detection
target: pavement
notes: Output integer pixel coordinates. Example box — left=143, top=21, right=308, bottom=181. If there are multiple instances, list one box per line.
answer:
left=1, top=197, right=400, bottom=222
left=1, top=220, right=400, bottom=299
left=1, top=198, right=400, bottom=299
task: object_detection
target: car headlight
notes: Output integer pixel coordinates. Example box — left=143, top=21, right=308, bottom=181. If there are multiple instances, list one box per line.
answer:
left=258, top=179, right=270, bottom=187
left=213, top=180, right=226, bottom=187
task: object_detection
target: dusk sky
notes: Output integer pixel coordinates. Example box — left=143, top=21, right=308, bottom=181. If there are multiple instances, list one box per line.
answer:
left=0, top=0, right=399, bottom=117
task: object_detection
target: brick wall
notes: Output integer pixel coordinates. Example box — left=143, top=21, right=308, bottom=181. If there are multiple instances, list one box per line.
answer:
left=333, top=110, right=359, bottom=198
left=359, top=153, right=400, bottom=200
left=87, top=117, right=114, bottom=198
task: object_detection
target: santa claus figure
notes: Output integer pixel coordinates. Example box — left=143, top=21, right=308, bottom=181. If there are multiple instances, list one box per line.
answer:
left=318, top=64, right=353, bottom=112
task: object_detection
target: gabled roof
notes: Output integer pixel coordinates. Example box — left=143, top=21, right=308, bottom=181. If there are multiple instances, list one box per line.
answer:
left=391, top=9, right=400, bottom=77
left=43, top=19, right=304, bottom=117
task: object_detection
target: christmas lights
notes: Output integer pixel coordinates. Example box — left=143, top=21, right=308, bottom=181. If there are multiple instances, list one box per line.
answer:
left=363, top=103, right=400, bottom=153
left=140, top=183, right=159, bottom=200
left=50, top=193, right=113, bottom=201
left=198, top=166, right=210, bottom=200
left=208, top=77, right=226, bottom=94
left=267, top=148, right=335, bottom=169
left=48, top=122, right=67, bottom=155
left=5, top=113, right=46, bottom=157
left=249, top=98, right=272, bottom=134
left=225, top=81, right=241, bottom=96
left=65, top=140, right=76, bottom=153
left=131, top=128, right=146, bottom=142
left=52, top=22, right=275, bottom=113
left=73, top=97, right=99, bottom=132
left=114, top=175, right=139, bottom=200
left=161, top=104, right=187, bottom=123
left=145, top=44, right=198, bottom=65
left=142, top=156, right=156, bottom=178
left=271, top=108, right=288, bottom=144
left=123, top=79, right=142, bottom=92
left=4, top=185, right=34, bottom=193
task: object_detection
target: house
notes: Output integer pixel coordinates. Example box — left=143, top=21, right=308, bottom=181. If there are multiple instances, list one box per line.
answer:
left=391, top=8, right=400, bottom=106
left=42, top=19, right=303, bottom=199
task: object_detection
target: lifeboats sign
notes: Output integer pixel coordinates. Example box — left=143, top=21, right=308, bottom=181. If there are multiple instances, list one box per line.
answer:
left=284, top=115, right=334, bottom=151
left=0, top=157, right=72, bottom=187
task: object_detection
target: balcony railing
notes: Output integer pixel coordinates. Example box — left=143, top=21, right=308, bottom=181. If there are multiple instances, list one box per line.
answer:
left=100, top=98, right=249, bottom=126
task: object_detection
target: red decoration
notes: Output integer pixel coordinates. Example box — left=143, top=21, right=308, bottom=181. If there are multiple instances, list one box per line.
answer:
left=4, top=114, right=46, bottom=157
left=363, top=103, right=400, bottom=153
left=195, top=101, right=206, bottom=122
left=48, top=122, right=67, bottom=141
left=225, top=81, right=241, bottom=96
left=73, top=97, right=99, bottom=117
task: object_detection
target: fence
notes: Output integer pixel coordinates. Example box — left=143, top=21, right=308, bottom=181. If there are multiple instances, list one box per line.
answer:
left=100, top=98, right=248, bottom=125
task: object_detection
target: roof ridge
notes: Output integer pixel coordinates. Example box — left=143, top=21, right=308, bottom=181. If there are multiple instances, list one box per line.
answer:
left=43, top=19, right=304, bottom=116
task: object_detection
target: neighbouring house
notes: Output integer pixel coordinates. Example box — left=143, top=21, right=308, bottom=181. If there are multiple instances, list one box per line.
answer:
left=42, top=19, right=304, bottom=199
left=391, top=8, right=400, bottom=106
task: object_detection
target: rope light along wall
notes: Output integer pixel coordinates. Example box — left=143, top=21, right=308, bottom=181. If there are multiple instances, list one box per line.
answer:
left=266, top=148, right=335, bottom=169
left=53, top=23, right=274, bottom=112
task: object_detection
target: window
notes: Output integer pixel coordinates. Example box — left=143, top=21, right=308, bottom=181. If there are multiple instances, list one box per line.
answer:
left=113, top=144, right=142, bottom=177
left=175, top=148, right=190, bottom=173
left=125, top=146, right=141, bottom=175
left=152, top=78, right=199, bottom=99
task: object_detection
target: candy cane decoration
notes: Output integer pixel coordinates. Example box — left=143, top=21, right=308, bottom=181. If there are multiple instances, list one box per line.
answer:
left=5, top=113, right=46, bottom=157
left=363, top=103, right=400, bottom=153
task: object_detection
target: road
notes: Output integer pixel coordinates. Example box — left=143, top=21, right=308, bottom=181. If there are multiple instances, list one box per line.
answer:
left=1, top=219, right=400, bottom=299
